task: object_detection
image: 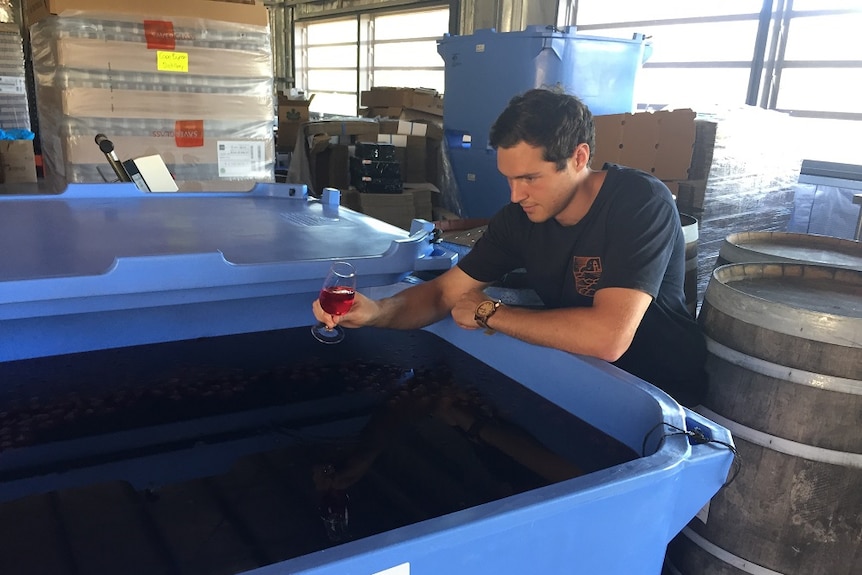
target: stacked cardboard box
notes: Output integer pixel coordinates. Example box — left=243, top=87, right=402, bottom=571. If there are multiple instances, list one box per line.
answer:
left=0, top=139, right=38, bottom=184
left=591, top=108, right=697, bottom=190
left=340, top=188, right=416, bottom=231
left=339, top=181, right=437, bottom=231
left=27, top=0, right=274, bottom=192
left=276, top=94, right=312, bottom=151
left=301, top=118, right=380, bottom=192
left=0, top=23, right=31, bottom=131
left=360, top=87, right=444, bottom=123
left=374, top=119, right=442, bottom=185
left=675, top=120, right=719, bottom=210
left=404, top=182, right=436, bottom=222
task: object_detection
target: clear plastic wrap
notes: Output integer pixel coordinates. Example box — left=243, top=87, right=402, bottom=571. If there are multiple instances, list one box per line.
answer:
left=676, top=105, right=804, bottom=306
left=30, top=9, right=275, bottom=192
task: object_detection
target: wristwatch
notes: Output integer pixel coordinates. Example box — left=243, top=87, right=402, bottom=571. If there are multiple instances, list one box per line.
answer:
left=474, top=299, right=502, bottom=334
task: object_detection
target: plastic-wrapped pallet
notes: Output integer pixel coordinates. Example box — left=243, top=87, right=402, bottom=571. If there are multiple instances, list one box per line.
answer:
left=28, top=1, right=274, bottom=192
left=0, top=22, right=31, bottom=131
left=674, top=105, right=804, bottom=307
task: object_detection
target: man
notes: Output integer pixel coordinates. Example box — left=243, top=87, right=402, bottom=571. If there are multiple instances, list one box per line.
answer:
left=313, top=88, right=708, bottom=406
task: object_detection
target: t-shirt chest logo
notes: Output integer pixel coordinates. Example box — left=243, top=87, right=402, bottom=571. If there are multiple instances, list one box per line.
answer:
left=573, top=256, right=602, bottom=297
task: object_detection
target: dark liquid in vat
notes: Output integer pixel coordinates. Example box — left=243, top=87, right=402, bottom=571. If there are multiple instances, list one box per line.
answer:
left=0, top=328, right=637, bottom=574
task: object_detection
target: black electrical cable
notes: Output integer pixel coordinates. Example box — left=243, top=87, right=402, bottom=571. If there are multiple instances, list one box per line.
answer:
left=642, top=421, right=742, bottom=488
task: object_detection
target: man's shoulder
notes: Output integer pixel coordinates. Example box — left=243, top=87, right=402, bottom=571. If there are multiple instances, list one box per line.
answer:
left=604, top=163, right=663, bottom=186
left=603, top=163, right=673, bottom=200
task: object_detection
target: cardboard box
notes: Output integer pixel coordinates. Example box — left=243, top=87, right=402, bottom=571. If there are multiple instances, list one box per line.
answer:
left=306, top=119, right=379, bottom=142
left=374, top=117, right=442, bottom=140
left=403, top=183, right=437, bottom=221
left=277, top=122, right=303, bottom=150
left=409, top=90, right=444, bottom=116
left=0, top=139, right=38, bottom=184
left=312, top=143, right=350, bottom=191
left=47, top=36, right=272, bottom=78
left=689, top=119, right=718, bottom=181
left=360, top=87, right=443, bottom=118
left=41, top=87, right=271, bottom=121
left=341, top=187, right=423, bottom=230
left=360, top=88, right=414, bottom=109
left=278, top=95, right=312, bottom=123
left=25, top=0, right=268, bottom=27
left=63, top=133, right=273, bottom=167
left=591, top=109, right=696, bottom=180
left=374, top=134, right=408, bottom=147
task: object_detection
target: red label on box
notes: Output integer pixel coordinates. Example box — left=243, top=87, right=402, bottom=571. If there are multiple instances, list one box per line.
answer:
left=174, top=120, right=205, bottom=147
left=144, top=20, right=176, bottom=51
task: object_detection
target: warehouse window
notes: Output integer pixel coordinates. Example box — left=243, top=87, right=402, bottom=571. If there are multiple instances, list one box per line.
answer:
left=772, top=6, right=862, bottom=117
left=294, top=7, right=448, bottom=117
left=574, top=1, right=764, bottom=110
left=575, top=0, right=862, bottom=122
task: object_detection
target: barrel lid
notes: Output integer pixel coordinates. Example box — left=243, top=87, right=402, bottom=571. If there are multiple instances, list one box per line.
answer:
left=721, top=231, right=862, bottom=271
left=706, top=262, right=862, bottom=347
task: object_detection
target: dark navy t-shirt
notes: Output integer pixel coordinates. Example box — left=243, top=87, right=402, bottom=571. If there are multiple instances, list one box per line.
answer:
left=458, top=164, right=707, bottom=405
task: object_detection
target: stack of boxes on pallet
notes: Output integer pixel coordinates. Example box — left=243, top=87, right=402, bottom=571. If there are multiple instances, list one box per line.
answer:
left=338, top=142, right=435, bottom=231
left=0, top=22, right=38, bottom=185
left=26, top=0, right=275, bottom=192
left=292, top=86, right=444, bottom=230
left=0, top=23, right=30, bottom=132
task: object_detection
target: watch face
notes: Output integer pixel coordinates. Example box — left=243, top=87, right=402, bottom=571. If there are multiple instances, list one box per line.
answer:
left=477, top=301, right=496, bottom=317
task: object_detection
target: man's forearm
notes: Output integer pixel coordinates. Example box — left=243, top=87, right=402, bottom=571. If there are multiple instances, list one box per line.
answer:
left=482, top=288, right=650, bottom=362
left=371, top=281, right=453, bottom=329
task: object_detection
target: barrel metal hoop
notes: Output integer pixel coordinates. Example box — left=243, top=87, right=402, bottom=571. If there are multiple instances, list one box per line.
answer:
left=696, top=406, right=862, bottom=468
left=681, top=526, right=786, bottom=575
left=705, top=337, right=862, bottom=395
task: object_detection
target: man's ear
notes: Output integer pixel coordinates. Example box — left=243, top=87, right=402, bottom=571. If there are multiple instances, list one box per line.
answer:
left=573, top=143, right=591, bottom=171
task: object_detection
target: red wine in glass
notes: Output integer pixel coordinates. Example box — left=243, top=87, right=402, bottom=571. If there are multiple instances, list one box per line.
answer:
left=319, top=286, right=355, bottom=316
left=312, top=261, right=356, bottom=344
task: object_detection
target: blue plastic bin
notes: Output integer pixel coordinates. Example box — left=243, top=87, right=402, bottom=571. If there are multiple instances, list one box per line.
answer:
left=0, top=184, right=734, bottom=575
left=437, top=26, right=650, bottom=218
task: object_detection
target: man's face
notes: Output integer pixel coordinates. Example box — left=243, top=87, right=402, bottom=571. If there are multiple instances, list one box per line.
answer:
left=496, top=141, right=582, bottom=223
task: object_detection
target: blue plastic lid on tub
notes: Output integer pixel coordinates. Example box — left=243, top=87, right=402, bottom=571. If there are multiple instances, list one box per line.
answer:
left=0, top=182, right=456, bottom=321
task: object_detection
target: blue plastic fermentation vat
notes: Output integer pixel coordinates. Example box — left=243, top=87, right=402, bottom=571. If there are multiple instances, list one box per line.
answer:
left=0, top=183, right=734, bottom=575
left=437, top=26, right=650, bottom=218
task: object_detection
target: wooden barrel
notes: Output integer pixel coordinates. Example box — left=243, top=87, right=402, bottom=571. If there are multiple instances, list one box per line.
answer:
left=717, top=231, right=862, bottom=270
left=680, top=213, right=699, bottom=317
left=667, top=262, right=862, bottom=575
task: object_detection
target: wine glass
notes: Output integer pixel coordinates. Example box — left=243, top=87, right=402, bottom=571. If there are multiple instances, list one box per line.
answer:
left=311, top=261, right=356, bottom=344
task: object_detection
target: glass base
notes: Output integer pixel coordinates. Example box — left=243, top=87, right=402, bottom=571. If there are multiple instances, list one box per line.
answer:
left=311, top=323, right=346, bottom=344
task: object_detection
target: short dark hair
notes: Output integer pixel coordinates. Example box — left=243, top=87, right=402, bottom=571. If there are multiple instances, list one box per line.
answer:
left=489, top=88, right=595, bottom=171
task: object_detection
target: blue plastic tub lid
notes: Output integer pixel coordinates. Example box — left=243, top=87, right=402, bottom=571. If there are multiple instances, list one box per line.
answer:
left=0, top=183, right=456, bottom=315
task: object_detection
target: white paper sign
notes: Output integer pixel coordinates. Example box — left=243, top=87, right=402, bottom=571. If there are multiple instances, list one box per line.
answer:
left=0, top=76, right=25, bottom=94
left=217, top=140, right=266, bottom=178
